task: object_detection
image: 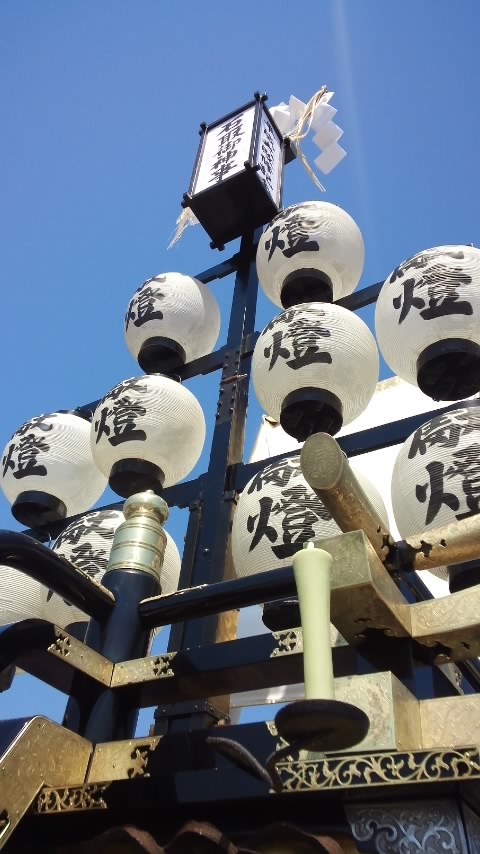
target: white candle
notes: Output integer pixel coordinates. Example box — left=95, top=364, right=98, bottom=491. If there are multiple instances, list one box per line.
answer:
left=292, top=542, right=334, bottom=700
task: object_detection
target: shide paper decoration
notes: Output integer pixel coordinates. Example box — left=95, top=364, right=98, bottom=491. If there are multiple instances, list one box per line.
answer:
left=251, top=303, right=379, bottom=440
left=91, top=375, right=206, bottom=498
left=124, top=272, right=221, bottom=374
left=256, top=201, right=364, bottom=308
left=269, top=88, right=346, bottom=189
left=375, top=245, right=480, bottom=401
left=44, top=508, right=181, bottom=628
left=0, top=412, right=107, bottom=527
left=391, top=403, right=480, bottom=592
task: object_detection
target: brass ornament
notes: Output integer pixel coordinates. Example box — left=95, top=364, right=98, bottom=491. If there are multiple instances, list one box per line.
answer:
left=87, top=737, right=160, bottom=784
left=111, top=653, right=176, bottom=688
left=48, top=631, right=72, bottom=657
left=274, top=746, right=480, bottom=793
left=271, top=628, right=303, bottom=657
left=0, top=717, right=92, bottom=846
left=13, top=625, right=113, bottom=691
left=316, top=530, right=411, bottom=642
left=34, top=784, right=109, bottom=814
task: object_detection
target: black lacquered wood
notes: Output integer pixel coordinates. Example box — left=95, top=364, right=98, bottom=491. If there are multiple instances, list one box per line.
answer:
left=139, top=565, right=295, bottom=629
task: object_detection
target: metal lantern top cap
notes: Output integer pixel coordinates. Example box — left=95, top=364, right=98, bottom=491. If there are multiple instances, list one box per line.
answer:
left=182, top=92, right=289, bottom=248
left=123, top=490, right=169, bottom=524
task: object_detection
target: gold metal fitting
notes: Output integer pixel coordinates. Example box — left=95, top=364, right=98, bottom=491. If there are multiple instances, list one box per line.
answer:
left=301, top=432, right=395, bottom=564
left=105, top=490, right=169, bottom=582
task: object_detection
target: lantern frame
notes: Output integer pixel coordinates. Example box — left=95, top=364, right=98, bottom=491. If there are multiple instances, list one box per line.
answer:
left=182, top=93, right=287, bottom=248
left=4, top=181, right=480, bottom=849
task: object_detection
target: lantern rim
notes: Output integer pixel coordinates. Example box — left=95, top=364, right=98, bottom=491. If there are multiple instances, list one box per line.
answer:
left=280, top=387, right=343, bottom=441
left=262, top=598, right=300, bottom=631
left=416, top=338, right=480, bottom=400
left=11, top=490, right=67, bottom=527
left=109, top=459, right=165, bottom=498
left=137, top=337, right=186, bottom=375
left=280, top=269, right=333, bottom=308
left=448, top=560, right=480, bottom=593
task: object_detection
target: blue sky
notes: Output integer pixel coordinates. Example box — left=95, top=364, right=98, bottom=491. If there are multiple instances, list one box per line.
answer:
left=1, top=0, right=479, bottom=725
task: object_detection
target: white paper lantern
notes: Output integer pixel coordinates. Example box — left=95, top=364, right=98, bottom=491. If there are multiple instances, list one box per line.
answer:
left=251, top=303, right=379, bottom=439
left=392, top=404, right=480, bottom=536
left=375, top=245, right=480, bottom=400
left=256, top=201, right=364, bottom=308
left=0, top=566, right=45, bottom=624
left=91, top=375, right=206, bottom=497
left=44, top=508, right=181, bottom=627
left=1, top=412, right=107, bottom=527
left=391, top=404, right=480, bottom=591
left=124, top=272, right=221, bottom=373
left=232, top=455, right=389, bottom=577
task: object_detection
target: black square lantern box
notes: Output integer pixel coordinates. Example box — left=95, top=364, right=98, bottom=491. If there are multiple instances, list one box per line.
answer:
left=182, top=93, right=287, bottom=248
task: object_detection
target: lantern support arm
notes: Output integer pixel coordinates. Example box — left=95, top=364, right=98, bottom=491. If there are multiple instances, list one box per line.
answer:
left=0, top=531, right=115, bottom=622
left=299, top=434, right=480, bottom=579
left=0, top=620, right=113, bottom=695
left=337, top=280, right=383, bottom=311
left=139, top=565, right=295, bottom=629
left=394, top=514, right=480, bottom=574
left=300, top=432, right=396, bottom=564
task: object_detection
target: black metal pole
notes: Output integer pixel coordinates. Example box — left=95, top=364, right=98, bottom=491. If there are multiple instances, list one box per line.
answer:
left=173, top=228, right=262, bottom=653
left=141, top=566, right=295, bottom=629
left=64, top=568, right=160, bottom=742
left=64, top=492, right=170, bottom=741
left=152, top=229, right=261, bottom=734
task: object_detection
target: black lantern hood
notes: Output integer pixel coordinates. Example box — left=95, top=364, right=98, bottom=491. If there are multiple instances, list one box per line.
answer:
left=417, top=338, right=480, bottom=401
left=280, top=268, right=334, bottom=308
left=12, top=489, right=67, bottom=527
left=280, top=387, right=343, bottom=441
left=109, top=458, right=165, bottom=498
left=138, top=336, right=187, bottom=374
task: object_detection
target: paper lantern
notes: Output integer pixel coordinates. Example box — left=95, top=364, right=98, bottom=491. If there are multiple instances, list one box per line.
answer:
left=1, top=412, right=107, bottom=527
left=375, top=245, right=480, bottom=400
left=0, top=566, right=45, bottom=624
left=91, top=375, right=205, bottom=497
left=44, top=508, right=181, bottom=628
left=256, top=201, right=364, bottom=308
left=124, top=273, right=221, bottom=373
left=232, top=455, right=388, bottom=578
left=391, top=403, right=480, bottom=592
left=251, top=303, right=379, bottom=439
left=182, top=93, right=285, bottom=247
